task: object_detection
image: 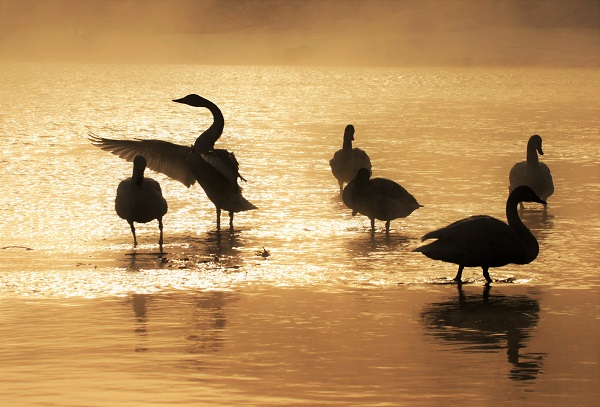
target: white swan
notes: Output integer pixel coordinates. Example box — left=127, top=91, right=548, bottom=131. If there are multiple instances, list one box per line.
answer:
left=90, top=94, right=256, bottom=230
left=115, top=155, right=168, bottom=252
left=329, top=124, right=372, bottom=195
left=342, top=168, right=421, bottom=233
left=414, top=185, right=546, bottom=284
left=509, top=134, right=554, bottom=209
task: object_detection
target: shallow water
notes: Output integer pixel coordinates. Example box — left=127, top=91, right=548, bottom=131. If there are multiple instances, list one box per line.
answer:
left=0, top=64, right=599, bottom=406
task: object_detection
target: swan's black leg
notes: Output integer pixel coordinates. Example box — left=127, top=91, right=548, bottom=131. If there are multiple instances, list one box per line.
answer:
left=482, top=267, right=492, bottom=284
left=216, top=207, right=221, bottom=230
left=128, top=220, right=137, bottom=247
left=370, top=218, right=375, bottom=231
left=229, top=212, right=234, bottom=230
left=385, top=220, right=391, bottom=234
left=158, top=218, right=164, bottom=253
left=454, top=265, right=464, bottom=282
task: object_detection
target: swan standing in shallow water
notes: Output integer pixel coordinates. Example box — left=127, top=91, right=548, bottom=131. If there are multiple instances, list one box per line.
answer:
left=414, top=185, right=546, bottom=284
left=329, top=125, right=372, bottom=195
left=115, top=155, right=168, bottom=252
left=509, top=134, right=554, bottom=209
left=342, top=168, right=421, bottom=233
left=90, top=94, right=256, bottom=230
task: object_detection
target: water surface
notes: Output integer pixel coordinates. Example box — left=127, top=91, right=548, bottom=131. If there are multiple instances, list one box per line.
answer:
left=0, top=64, right=598, bottom=406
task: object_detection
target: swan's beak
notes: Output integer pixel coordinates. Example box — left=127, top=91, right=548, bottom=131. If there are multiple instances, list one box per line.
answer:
left=537, top=146, right=544, bottom=156
left=172, top=97, right=184, bottom=103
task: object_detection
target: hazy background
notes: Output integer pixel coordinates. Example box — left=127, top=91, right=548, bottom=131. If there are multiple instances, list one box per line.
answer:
left=1, top=0, right=599, bottom=66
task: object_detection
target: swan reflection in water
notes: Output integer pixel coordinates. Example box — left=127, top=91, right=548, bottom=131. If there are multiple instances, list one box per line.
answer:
left=121, top=229, right=247, bottom=272
left=128, top=291, right=237, bottom=358
left=420, top=285, right=546, bottom=382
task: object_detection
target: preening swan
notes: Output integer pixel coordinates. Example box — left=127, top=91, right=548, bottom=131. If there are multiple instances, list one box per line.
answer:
left=90, top=94, right=256, bottom=230
left=509, top=134, right=554, bottom=209
left=342, top=168, right=421, bottom=233
left=115, top=155, right=168, bottom=252
left=414, top=185, right=546, bottom=284
left=329, top=124, right=372, bottom=195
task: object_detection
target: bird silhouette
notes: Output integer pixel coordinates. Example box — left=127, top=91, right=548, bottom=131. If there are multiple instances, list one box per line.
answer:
left=115, top=155, right=168, bottom=252
left=90, top=94, right=256, bottom=230
left=509, top=135, right=554, bottom=209
left=329, top=124, right=372, bottom=195
left=414, top=185, right=546, bottom=284
left=342, top=167, right=421, bottom=233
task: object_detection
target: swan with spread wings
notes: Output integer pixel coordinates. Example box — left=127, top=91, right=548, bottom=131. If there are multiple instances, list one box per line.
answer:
left=90, top=94, right=256, bottom=230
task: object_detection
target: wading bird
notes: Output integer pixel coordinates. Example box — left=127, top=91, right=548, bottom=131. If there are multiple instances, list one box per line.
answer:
left=508, top=134, right=554, bottom=209
left=342, top=168, right=421, bottom=233
left=414, top=185, right=546, bottom=284
left=90, top=94, right=256, bottom=230
left=115, top=155, right=168, bottom=252
left=329, top=124, right=372, bottom=195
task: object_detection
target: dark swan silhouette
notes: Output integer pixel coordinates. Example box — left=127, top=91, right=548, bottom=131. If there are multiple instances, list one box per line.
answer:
left=414, top=185, right=546, bottom=284
left=509, top=135, right=554, bottom=209
left=115, top=155, right=168, bottom=252
left=329, top=124, right=372, bottom=195
left=90, top=94, right=256, bottom=230
left=342, top=168, right=421, bottom=233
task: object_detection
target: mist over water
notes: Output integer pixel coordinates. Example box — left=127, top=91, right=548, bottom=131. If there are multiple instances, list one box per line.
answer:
left=1, top=0, right=599, bottom=66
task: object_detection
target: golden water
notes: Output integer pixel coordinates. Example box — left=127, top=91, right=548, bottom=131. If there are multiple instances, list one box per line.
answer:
left=0, top=64, right=598, bottom=406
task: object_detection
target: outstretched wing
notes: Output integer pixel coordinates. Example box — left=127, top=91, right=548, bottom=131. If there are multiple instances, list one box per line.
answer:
left=89, top=133, right=196, bottom=187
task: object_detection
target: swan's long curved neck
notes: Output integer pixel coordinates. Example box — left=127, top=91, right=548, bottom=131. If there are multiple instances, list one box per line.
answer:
left=133, top=166, right=145, bottom=186
left=194, top=100, right=224, bottom=152
left=526, top=142, right=540, bottom=166
left=506, top=195, right=539, bottom=261
left=342, top=136, right=353, bottom=152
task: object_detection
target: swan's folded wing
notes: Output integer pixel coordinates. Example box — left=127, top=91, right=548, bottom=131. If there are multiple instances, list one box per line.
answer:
left=200, top=149, right=242, bottom=187
left=89, top=133, right=196, bottom=187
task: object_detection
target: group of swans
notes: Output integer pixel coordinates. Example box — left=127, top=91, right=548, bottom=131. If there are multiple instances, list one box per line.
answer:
left=91, top=94, right=554, bottom=284
left=330, top=130, right=554, bottom=284
left=329, top=124, right=422, bottom=233
left=90, top=94, right=257, bottom=251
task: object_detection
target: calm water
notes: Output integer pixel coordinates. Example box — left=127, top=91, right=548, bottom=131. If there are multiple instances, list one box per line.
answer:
left=0, top=63, right=599, bottom=406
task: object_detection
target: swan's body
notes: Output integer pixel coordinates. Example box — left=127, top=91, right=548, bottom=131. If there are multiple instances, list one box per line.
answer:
left=509, top=134, right=554, bottom=208
left=90, top=94, right=256, bottom=230
left=342, top=168, right=421, bottom=233
left=414, top=185, right=546, bottom=284
left=329, top=125, right=372, bottom=194
left=115, top=155, right=168, bottom=252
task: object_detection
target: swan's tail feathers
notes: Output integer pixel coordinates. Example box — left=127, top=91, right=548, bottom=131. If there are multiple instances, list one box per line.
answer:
left=233, top=197, right=257, bottom=213
left=88, top=132, right=196, bottom=188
